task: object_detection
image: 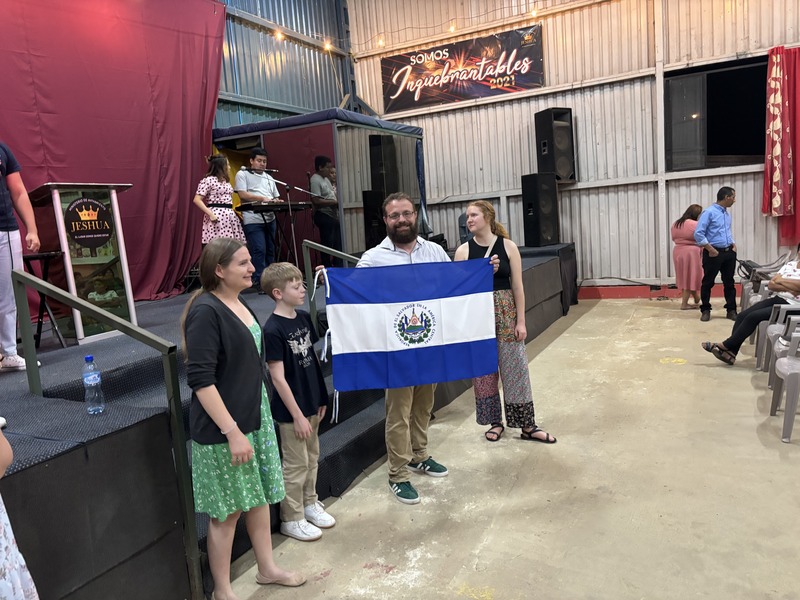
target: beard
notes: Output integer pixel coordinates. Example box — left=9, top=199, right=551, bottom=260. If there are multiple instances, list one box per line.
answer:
left=388, top=220, right=418, bottom=244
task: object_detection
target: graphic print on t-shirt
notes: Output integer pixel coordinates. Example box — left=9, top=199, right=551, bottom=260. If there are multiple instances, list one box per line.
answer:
left=287, top=328, right=315, bottom=368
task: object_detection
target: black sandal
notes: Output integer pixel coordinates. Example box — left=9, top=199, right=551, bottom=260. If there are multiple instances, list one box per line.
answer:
left=484, top=423, right=504, bottom=442
left=521, top=427, right=556, bottom=444
left=701, top=341, right=735, bottom=365
left=711, top=345, right=736, bottom=365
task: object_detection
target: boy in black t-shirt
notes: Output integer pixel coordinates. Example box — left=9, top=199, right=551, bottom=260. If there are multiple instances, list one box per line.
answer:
left=262, top=263, right=335, bottom=542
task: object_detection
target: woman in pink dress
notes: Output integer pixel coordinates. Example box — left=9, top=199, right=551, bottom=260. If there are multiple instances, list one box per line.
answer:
left=192, top=155, right=246, bottom=246
left=671, top=204, right=703, bottom=310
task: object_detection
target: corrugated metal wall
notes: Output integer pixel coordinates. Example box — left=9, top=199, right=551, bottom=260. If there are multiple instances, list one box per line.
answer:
left=347, top=0, right=794, bottom=283
left=215, top=100, right=287, bottom=128
left=226, top=0, right=341, bottom=40
left=351, top=0, right=652, bottom=112
left=665, top=0, right=800, bottom=67
left=215, top=0, right=345, bottom=127
left=412, top=78, right=655, bottom=197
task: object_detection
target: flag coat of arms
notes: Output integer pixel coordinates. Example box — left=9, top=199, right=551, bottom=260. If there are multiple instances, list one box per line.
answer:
left=325, top=260, right=498, bottom=391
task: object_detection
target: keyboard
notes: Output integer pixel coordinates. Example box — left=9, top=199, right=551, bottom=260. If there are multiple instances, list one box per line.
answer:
left=240, top=202, right=312, bottom=213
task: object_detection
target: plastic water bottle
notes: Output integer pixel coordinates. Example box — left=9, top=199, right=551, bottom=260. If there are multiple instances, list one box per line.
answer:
left=83, top=355, right=106, bottom=415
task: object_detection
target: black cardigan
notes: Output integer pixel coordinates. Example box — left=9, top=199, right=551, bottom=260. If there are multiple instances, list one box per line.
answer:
left=185, top=293, right=267, bottom=445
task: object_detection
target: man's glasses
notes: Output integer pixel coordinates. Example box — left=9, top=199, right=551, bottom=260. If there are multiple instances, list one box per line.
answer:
left=386, top=211, right=416, bottom=221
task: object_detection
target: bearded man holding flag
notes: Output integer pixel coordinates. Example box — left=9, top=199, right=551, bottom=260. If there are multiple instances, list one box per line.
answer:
left=325, top=192, right=499, bottom=505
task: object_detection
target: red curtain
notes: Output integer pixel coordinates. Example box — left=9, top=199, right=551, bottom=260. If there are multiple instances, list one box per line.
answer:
left=763, top=46, right=800, bottom=244
left=0, top=0, right=225, bottom=299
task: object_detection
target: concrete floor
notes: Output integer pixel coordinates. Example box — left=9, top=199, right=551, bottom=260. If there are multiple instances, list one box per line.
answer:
left=230, top=298, right=800, bottom=600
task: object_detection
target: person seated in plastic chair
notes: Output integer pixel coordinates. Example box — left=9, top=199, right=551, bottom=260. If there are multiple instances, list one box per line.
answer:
left=701, top=250, right=800, bottom=366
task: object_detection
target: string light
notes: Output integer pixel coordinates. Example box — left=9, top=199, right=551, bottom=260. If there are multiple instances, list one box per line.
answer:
left=349, top=5, right=542, bottom=51
left=251, top=5, right=543, bottom=52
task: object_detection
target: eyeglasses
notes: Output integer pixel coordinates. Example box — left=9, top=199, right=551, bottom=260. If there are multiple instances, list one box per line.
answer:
left=386, top=211, right=416, bottom=221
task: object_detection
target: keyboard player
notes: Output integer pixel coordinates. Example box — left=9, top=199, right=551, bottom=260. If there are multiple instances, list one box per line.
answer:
left=234, top=147, right=282, bottom=293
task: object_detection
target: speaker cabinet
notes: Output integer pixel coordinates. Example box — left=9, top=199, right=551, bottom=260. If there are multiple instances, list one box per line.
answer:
left=521, top=173, right=560, bottom=247
left=534, top=108, right=575, bottom=182
left=369, top=135, right=399, bottom=195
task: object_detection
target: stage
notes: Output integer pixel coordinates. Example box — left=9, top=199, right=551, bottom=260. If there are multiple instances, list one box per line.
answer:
left=0, top=252, right=571, bottom=599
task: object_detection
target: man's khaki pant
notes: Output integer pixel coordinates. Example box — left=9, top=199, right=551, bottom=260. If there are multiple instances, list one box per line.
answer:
left=385, top=384, right=436, bottom=483
left=277, top=415, right=320, bottom=522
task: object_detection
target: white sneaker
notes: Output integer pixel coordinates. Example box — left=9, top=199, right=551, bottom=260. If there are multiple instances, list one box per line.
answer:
left=280, top=519, right=322, bottom=541
left=304, top=501, right=336, bottom=528
left=1, top=354, right=28, bottom=371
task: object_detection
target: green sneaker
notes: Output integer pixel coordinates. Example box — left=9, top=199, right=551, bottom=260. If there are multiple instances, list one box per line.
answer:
left=408, top=457, right=449, bottom=477
left=389, top=481, right=420, bottom=504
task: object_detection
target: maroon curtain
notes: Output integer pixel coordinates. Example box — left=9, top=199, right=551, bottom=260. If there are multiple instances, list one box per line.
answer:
left=0, top=0, right=225, bottom=299
left=763, top=46, right=800, bottom=245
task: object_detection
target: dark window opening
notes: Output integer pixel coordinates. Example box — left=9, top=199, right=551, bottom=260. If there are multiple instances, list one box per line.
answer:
left=665, top=57, right=767, bottom=171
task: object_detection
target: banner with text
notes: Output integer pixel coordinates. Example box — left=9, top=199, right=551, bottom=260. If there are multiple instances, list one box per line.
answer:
left=381, top=26, right=544, bottom=113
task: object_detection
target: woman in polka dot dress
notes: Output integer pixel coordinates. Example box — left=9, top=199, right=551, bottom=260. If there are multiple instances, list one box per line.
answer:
left=192, top=155, right=246, bottom=245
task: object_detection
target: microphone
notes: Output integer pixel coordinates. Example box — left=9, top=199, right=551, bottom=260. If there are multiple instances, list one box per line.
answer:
left=265, top=168, right=279, bottom=173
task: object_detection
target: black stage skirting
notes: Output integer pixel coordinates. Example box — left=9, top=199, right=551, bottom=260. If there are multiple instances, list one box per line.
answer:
left=1, top=255, right=565, bottom=598
left=519, top=243, right=578, bottom=315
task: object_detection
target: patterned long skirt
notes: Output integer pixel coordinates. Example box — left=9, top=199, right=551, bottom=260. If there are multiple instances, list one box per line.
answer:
left=0, top=493, right=39, bottom=599
left=473, top=289, right=536, bottom=429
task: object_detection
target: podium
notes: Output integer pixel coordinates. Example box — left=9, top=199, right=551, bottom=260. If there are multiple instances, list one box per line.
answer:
left=28, top=183, right=137, bottom=343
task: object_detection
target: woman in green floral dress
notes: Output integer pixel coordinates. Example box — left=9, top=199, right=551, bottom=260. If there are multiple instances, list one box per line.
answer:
left=182, top=238, right=305, bottom=600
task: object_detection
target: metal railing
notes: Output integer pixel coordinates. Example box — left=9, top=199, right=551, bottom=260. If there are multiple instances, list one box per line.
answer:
left=302, top=240, right=358, bottom=331
left=10, top=269, right=203, bottom=600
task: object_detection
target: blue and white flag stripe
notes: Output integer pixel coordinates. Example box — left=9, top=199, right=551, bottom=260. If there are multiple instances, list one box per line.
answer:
left=325, top=260, right=498, bottom=391
left=330, top=293, right=495, bottom=354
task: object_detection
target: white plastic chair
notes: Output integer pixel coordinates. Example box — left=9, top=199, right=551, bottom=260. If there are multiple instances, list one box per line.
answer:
left=770, top=333, right=800, bottom=442
left=741, top=280, right=757, bottom=311
left=757, top=305, right=800, bottom=371
left=747, top=287, right=773, bottom=344
left=767, top=316, right=800, bottom=388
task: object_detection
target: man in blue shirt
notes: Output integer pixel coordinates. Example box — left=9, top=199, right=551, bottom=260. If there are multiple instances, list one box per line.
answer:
left=694, top=186, right=737, bottom=322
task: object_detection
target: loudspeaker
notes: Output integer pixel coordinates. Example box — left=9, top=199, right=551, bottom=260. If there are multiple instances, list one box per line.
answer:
left=362, top=190, right=385, bottom=251
left=369, top=135, right=399, bottom=195
left=521, top=173, right=560, bottom=247
left=534, top=107, right=575, bottom=181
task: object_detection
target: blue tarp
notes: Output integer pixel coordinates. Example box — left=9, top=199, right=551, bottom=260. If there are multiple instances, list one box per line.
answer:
left=212, top=107, right=423, bottom=140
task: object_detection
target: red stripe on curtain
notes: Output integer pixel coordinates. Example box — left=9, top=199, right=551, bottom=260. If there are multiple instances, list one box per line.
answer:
left=0, top=0, right=226, bottom=299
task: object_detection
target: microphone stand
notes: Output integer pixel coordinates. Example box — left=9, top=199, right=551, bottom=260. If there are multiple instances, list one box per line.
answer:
left=272, top=178, right=316, bottom=268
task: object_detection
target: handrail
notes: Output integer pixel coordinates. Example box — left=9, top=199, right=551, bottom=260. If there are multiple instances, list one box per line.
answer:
left=302, top=240, right=358, bottom=334
left=10, top=269, right=204, bottom=600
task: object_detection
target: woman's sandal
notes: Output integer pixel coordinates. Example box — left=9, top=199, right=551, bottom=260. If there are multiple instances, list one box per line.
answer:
left=521, top=427, right=557, bottom=444
left=701, top=341, right=736, bottom=365
left=484, top=423, right=505, bottom=442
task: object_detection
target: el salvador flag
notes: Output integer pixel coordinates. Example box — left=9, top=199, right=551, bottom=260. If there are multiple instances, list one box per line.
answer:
left=325, top=260, right=498, bottom=391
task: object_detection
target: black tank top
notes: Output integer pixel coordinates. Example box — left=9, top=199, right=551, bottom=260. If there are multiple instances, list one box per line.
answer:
left=468, top=237, right=511, bottom=290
